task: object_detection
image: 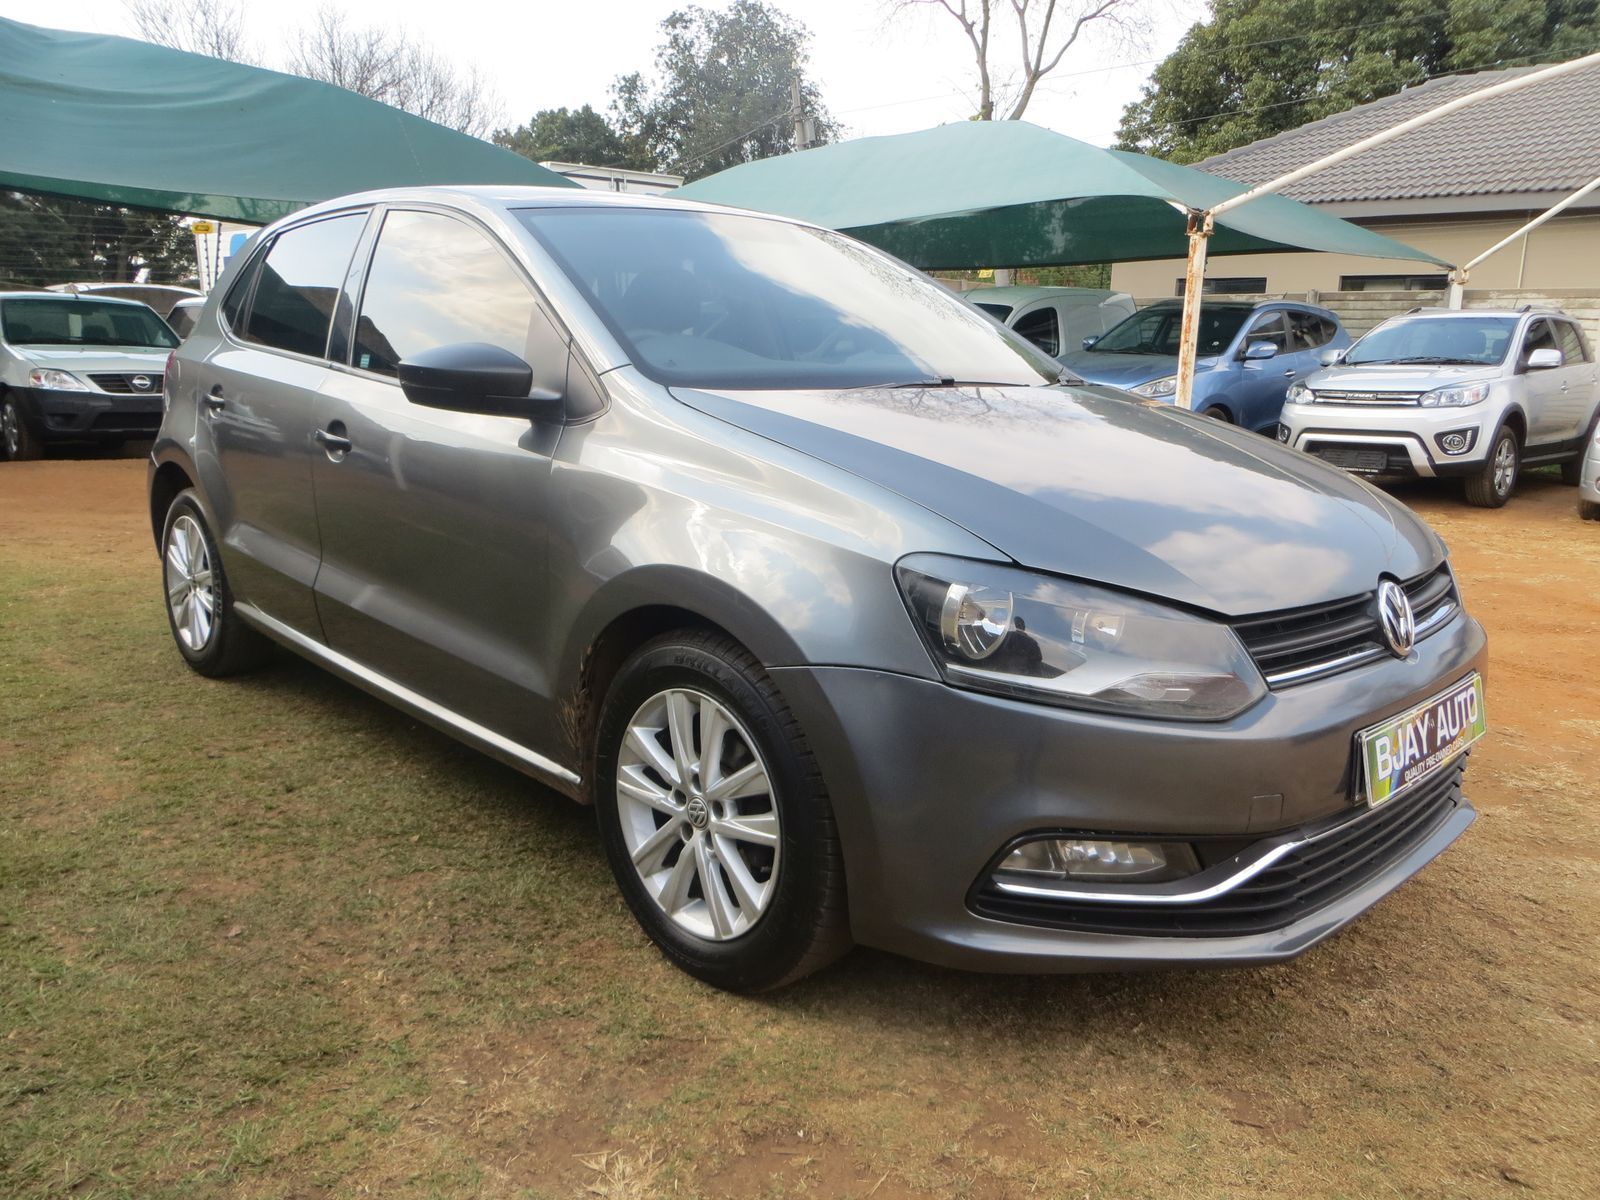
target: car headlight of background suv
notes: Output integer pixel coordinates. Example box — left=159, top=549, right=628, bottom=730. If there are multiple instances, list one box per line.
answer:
left=896, top=554, right=1266, bottom=720
left=1286, top=381, right=1314, bottom=404
left=28, top=368, right=88, bottom=391
left=1419, top=381, right=1490, bottom=407
left=1131, top=375, right=1177, bottom=398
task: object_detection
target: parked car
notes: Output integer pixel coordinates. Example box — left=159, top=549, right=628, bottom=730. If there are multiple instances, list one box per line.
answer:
left=964, top=285, right=1135, bottom=359
left=150, top=187, right=1486, bottom=991
left=166, top=296, right=206, bottom=340
left=1058, top=298, right=1350, bottom=434
left=47, top=282, right=202, bottom=318
left=1, top=292, right=179, bottom=461
left=1580, top=417, right=1600, bottom=520
left=1280, top=308, right=1600, bottom=508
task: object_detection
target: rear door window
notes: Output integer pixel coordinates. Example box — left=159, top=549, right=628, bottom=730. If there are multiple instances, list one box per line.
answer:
left=1011, top=306, right=1061, bottom=357
left=1290, top=312, right=1336, bottom=350
left=242, top=214, right=365, bottom=359
left=1554, top=320, right=1588, bottom=364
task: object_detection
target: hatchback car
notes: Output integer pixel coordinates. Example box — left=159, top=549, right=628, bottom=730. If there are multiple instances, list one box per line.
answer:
left=151, top=188, right=1487, bottom=991
left=1280, top=309, right=1600, bottom=508
left=1057, top=298, right=1350, bottom=433
left=2, top=292, right=179, bottom=460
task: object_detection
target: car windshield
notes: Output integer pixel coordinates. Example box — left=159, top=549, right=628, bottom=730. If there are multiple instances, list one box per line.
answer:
left=515, top=208, right=1060, bottom=390
left=1088, top=303, right=1252, bottom=357
left=0, top=298, right=178, bottom=349
left=1345, top=315, right=1516, bottom=366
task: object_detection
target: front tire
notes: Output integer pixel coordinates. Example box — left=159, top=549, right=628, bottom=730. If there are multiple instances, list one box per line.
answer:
left=593, top=630, right=850, bottom=991
left=1581, top=499, right=1600, bottom=521
left=1, top=394, right=42, bottom=461
left=159, top=490, right=272, bottom=677
left=1201, top=404, right=1233, bottom=423
left=1464, top=425, right=1519, bottom=508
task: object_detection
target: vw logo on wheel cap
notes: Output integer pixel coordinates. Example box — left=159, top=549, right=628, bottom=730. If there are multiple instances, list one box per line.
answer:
left=131, top=375, right=153, bottom=391
left=1376, top=579, right=1416, bottom=658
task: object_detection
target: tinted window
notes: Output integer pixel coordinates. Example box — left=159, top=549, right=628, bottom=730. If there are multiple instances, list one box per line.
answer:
left=1012, top=306, right=1060, bottom=356
left=973, top=302, right=1013, bottom=320
left=1290, top=312, right=1336, bottom=350
left=243, top=214, right=364, bottom=358
left=0, top=298, right=177, bottom=349
left=1521, top=319, right=1558, bottom=365
left=1345, top=316, right=1517, bottom=367
left=220, top=251, right=261, bottom=330
left=1555, top=320, right=1587, bottom=364
left=518, top=207, right=1059, bottom=390
left=1090, top=304, right=1251, bottom=357
left=1243, top=312, right=1289, bottom=352
left=354, top=210, right=546, bottom=378
left=167, top=303, right=201, bottom=340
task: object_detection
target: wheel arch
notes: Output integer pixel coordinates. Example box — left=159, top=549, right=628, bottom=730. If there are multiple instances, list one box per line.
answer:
left=149, top=458, right=197, bottom=547
left=1499, top=406, right=1528, bottom=445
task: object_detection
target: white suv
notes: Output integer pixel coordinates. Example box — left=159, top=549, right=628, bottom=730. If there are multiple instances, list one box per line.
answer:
left=1279, top=309, right=1600, bottom=507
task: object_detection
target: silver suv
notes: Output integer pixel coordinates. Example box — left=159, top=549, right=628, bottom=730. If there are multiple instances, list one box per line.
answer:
left=149, top=187, right=1488, bottom=990
left=1279, top=309, right=1600, bottom=507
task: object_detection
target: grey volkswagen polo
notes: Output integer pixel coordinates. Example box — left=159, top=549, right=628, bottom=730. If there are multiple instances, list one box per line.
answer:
left=150, top=187, right=1488, bottom=990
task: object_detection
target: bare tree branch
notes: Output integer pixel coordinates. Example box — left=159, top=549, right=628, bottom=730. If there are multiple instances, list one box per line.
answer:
left=126, top=0, right=252, bottom=62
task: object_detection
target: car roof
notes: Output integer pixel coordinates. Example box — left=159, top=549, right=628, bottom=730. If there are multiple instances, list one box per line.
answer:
left=1142, top=297, right=1341, bottom=319
left=0, top=291, right=155, bottom=306
left=964, top=286, right=1125, bottom=304
left=1379, top=308, right=1558, bottom=319
left=284, top=183, right=749, bottom=224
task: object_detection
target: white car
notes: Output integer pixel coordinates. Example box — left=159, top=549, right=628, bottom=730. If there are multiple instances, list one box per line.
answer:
left=965, top=285, right=1136, bottom=360
left=0, top=292, right=179, bottom=461
left=1580, top=419, right=1600, bottom=520
left=1279, top=308, right=1600, bottom=507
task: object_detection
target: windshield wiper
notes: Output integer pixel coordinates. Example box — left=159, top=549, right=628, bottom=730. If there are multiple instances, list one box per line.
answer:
left=1354, top=356, right=1482, bottom=366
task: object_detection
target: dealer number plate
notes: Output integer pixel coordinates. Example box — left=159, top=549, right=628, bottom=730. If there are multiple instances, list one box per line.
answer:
left=1359, top=673, right=1486, bottom=807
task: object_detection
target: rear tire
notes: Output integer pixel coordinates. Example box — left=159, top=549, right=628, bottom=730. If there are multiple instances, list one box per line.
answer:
left=1581, top=499, right=1600, bottom=521
left=1464, top=426, right=1519, bottom=508
left=159, top=490, right=273, bottom=677
left=1, top=395, right=42, bottom=461
left=593, top=630, right=850, bottom=991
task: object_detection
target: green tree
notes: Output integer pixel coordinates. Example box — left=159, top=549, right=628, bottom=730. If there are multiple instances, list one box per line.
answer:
left=612, top=0, right=836, bottom=180
left=0, top=192, right=195, bottom=288
left=493, top=105, right=651, bottom=170
left=1115, top=0, right=1600, bottom=163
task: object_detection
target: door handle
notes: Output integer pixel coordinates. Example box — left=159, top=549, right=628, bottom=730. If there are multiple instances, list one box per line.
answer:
left=1283, top=369, right=1296, bottom=377
left=202, top=386, right=226, bottom=412
left=315, top=426, right=353, bottom=457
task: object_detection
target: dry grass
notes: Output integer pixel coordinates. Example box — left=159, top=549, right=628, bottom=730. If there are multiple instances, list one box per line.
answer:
left=2, top=458, right=1598, bottom=1199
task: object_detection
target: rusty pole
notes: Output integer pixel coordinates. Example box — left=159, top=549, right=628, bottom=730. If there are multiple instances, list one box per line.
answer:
left=1175, top=209, right=1213, bottom=411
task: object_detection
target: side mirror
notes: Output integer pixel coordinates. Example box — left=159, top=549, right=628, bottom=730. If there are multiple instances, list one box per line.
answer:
left=1243, top=340, right=1279, bottom=361
left=1526, top=347, right=1563, bottom=370
left=1319, top=346, right=1346, bottom=367
left=1081, top=335, right=1099, bottom=351
left=397, top=342, right=563, bottom=420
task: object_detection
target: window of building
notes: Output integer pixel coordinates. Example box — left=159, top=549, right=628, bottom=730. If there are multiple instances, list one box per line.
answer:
left=1338, top=274, right=1449, bottom=292
left=1011, top=306, right=1061, bottom=356
left=1173, top=277, right=1268, bottom=296
left=242, top=214, right=365, bottom=359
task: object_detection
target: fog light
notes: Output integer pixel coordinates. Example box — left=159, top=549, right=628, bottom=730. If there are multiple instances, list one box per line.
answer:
left=1275, top=423, right=1291, bottom=443
left=998, top=837, right=1200, bottom=883
left=1435, top=429, right=1477, bottom=456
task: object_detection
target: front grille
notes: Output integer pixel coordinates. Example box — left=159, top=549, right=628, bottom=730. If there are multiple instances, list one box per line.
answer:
left=970, top=760, right=1465, bottom=938
left=1233, top=565, right=1458, bottom=687
left=1312, top=390, right=1422, bottom=406
left=88, top=372, right=163, bottom=395
left=1309, top=443, right=1414, bottom=474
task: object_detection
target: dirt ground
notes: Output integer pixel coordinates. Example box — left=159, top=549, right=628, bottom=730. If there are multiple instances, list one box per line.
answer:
left=2, top=455, right=1598, bottom=1199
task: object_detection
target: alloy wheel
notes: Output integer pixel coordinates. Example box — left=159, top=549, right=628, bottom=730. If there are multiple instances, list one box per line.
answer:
left=1, top=401, right=19, bottom=458
left=1493, top=435, right=1517, bottom=497
left=164, top=514, right=217, bottom=652
left=615, top=687, right=780, bottom=941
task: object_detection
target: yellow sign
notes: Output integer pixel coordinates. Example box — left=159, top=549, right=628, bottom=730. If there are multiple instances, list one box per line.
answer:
left=191, top=221, right=215, bottom=234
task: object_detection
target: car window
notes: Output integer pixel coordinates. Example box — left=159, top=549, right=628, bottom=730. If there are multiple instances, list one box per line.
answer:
left=1090, top=304, right=1251, bottom=357
left=972, top=302, right=1012, bottom=320
left=220, top=251, right=262, bottom=331
left=167, top=304, right=200, bottom=340
left=1290, top=312, right=1336, bottom=350
left=1243, top=312, right=1289, bottom=352
left=243, top=214, right=365, bottom=359
left=0, top=297, right=177, bottom=349
left=1521, top=319, right=1558, bottom=366
left=1554, top=320, right=1587, bottom=364
left=1345, top=315, right=1517, bottom=366
left=518, top=207, right=1060, bottom=390
left=353, top=210, right=558, bottom=380
left=1011, top=306, right=1060, bottom=357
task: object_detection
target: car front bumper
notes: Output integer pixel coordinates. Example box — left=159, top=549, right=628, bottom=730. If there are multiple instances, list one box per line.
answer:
left=1279, top=401, right=1498, bottom=478
left=10, top=386, right=164, bottom=441
left=771, top=608, right=1487, bottom=972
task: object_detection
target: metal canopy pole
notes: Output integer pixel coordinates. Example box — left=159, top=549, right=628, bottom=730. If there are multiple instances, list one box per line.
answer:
left=1173, top=49, right=1600, bottom=409
left=1175, top=209, right=1213, bottom=410
left=1446, top=172, right=1600, bottom=307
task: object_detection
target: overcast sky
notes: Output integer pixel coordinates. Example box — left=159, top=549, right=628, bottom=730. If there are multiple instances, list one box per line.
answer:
left=0, top=0, right=1206, bottom=153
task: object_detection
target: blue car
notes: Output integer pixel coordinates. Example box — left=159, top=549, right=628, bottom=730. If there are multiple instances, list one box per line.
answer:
left=1058, top=299, right=1352, bottom=434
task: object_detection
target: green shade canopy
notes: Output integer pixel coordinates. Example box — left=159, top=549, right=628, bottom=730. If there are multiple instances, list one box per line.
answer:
left=0, top=17, right=577, bottom=224
left=677, top=120, right=1449, bottom=270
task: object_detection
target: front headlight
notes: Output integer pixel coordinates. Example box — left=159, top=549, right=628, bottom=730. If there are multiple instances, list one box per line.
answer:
left=28, top=368, right=87, bottom=391
left=1286, top=381, right=1313, bottom=405
left=1131, top=375, right=1177, bottom=398
left=896, top=555, right=1266, bottom=720
left=1419, top=381, right=1490, bottom=407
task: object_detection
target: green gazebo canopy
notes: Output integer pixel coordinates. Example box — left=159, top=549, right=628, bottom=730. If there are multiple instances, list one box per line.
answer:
left=0, top=16, right=577, bottom=224
left=676, top=120, right=1448, bottom=270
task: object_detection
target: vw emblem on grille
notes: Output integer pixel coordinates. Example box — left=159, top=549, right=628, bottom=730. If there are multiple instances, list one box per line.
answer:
left=1376, top=579, right=1415, bottom=658
left=131, top=375, right=153, bottom=391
